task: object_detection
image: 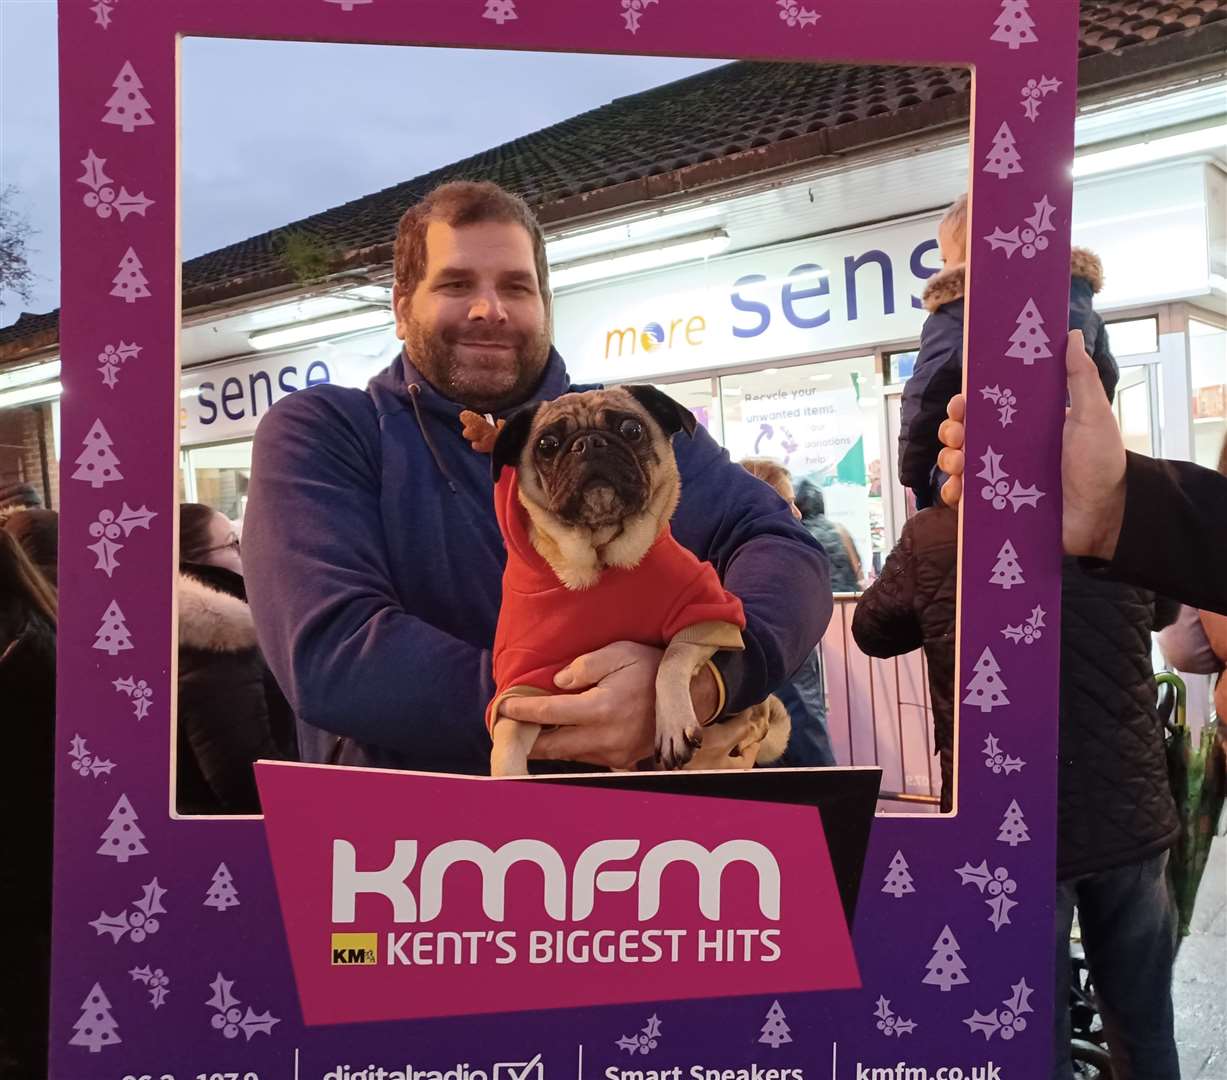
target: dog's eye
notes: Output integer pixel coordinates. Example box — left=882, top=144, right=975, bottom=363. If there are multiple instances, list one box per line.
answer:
left=619, top=418, right=644, bottom=442
left=536, top=435, right=560, bottom=457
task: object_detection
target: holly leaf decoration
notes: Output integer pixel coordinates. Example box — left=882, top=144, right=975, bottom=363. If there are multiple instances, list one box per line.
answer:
left=113, top=676, right=136, bottom=695
left=239, top=1007, right=280, bottom=1040
left=964, top=1009, right=1000, bottom=1040
left=150, top=985, right=168, bottom=1009
left=117, top=341, right=142, bottom=362
left=956, top=859, right=993, bottom=892
left=135, top=878, right=167, bottom=918
left=1021, top=96, right=1040, bottom=122
left=987, top=893, right=1018, bottom=931
left=1005, top=978, right=1035, bottom=1016
left=114, top=188, right=154, bottom=222
left=129, top=965, right=153, bottom=984
left=117, top=503, right=157, bottom=535
left=89, top=757, right=116, bottom=777
left=984, top=226, right=1021, bottom=257
left=980, top=385, right=1003, bottom=404
left=977, top=446, right=1008, bottom=485
left=1026, top=605, right=1046, bottom=630
left=893, top=1018, right=916, bottom=1036
left=1001, top=624, right=1024, bottom=644
left=1007, top=482, right=1044, bottom=511
left=1002, top=755, right=1026, bottom=774
left=1024, top=196, right=1057, bottom=235
left=134, top=696, right=152, bottom=720
left=88, top=537, right=122, bottom=577
left=642, top=1014, right=662, bottom=1039
left=207, top=973, right=240, bottom=1013
left=1039, top=75, right=1062, bottom=95
left=78, top=150, right=112, bottom=192
left=91, top=1, right=113, bottom=28
left=998, top=404, right=1017, bottom=426
left=70, top=734, right=89, bottom=760
left=874, top=995, right=894, bottom=1021
left=795, top=7, right=820, bottom=25
left=982, top=734, right=1001, bottom=758
left=90, top=910, right=130, bottom=943
left=617, top=1035, right=641, bottom=1054
left=100, top=363, right=120, bottom=389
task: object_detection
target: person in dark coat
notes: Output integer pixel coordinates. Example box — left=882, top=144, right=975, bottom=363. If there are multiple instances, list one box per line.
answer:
left=794, top=480, right=862, bottom=593
left=0, top=530, right=56, bottom=1077
left=3, top=507, right=59, bottom=585
left=899, top=194, right=1117, bottom=509
left=177, top=503, right=296, bottom=814
left=738, top=459, right=836, bottom=767
left=856, top=339, right=1183, bottom=1078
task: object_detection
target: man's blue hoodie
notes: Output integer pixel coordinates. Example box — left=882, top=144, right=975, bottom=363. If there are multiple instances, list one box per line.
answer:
left=242, top=347, right=831, bottom=774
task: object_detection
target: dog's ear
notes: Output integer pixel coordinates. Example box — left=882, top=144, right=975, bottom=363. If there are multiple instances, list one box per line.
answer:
left=623, top=385, right=697, bottom=439
left=490, top=402, right=543, bottom=480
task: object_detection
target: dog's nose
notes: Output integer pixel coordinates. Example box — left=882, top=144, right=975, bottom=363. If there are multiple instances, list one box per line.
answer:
left=570, top=433, right=608, bottom=457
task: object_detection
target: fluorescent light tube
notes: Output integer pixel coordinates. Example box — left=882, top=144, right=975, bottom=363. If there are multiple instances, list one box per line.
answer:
left=550, top=230, right=731, bottom=290
left=1072, top=124, right=1227, bottom=178
left=248, top=308, right=394, bottom=351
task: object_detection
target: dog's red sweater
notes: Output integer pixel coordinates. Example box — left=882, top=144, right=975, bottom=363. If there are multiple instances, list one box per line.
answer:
left=486, top=467, right=745, bottom=733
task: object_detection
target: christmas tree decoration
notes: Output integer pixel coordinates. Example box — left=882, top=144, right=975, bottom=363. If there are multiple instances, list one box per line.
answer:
left=989, top=539, right=1024, bottom=589
left=874, top=996, right=916, bottom=1037
left=881, top=850, right=916, bottom=898
left=102, top=61, right=154, bottom=132
left=69, top=733, right=115, bottom=778
left=616, top=1013, right=662, bottom=1054
left=110, top=246, right=151, bottom=303
left=964, top=979, right=1034, bottom=1040
left=482, top=0, right=517, bottom=24
left=982, top=122, right=1022, bottom=179
left=922, top=926, right=969, bottom=992
left=997, top=800, right=1030, bottom=847
left=94, top=600, right=134, bottom=656
left=990, top=0, right=1038, bottom=50
left=73, top=419, right=123, bottom=488
left=69, top=983, right=121, bottom=1053
left=1005, top=298, right=1051, bottom=365
left=758, top=1000, right=792, bottom=1047
left=964, top=647, right=1009, bottom=713
left=98, top=793, right=147, bottom=862
left=204, top=863, right=240, bottom=911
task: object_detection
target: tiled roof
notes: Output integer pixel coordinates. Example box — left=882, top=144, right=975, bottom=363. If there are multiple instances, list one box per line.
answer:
left=3, top=0, right=1224, bottom=358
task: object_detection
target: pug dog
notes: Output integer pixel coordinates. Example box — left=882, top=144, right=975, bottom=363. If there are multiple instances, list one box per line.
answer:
left=476, top=385, right=790, bottom=777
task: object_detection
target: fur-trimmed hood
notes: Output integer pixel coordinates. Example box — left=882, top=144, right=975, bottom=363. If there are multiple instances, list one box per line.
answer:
left=178, top=572, right=257, bottom=652
left=922, top=246, right=1104, bottom=312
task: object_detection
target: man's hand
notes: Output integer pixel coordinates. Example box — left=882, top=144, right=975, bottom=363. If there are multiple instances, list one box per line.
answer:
left=498, top=640, right=718, bottom=770
left=939, top=330, right=1127, bottom=559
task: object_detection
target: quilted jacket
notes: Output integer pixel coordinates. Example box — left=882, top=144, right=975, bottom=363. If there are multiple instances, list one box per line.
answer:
left=852, top=507, right=1181, bottom=877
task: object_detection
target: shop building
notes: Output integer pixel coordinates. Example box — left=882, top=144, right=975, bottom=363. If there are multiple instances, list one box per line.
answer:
left=2, top=2, right=1223, bottom=802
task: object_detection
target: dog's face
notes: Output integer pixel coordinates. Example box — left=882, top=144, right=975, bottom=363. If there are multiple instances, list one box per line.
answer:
left=492, top=385, right=697, bottom=533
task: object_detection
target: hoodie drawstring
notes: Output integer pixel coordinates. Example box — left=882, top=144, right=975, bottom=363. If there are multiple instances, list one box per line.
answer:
left=407, top=383, right=459, bottom=495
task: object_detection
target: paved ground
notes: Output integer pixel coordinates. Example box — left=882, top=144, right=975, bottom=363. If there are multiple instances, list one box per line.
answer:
left=1174, top=837, right=1227, bottom=1079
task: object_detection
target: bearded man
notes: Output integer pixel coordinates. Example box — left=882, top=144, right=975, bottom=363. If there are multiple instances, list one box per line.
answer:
left=242, top=180, right=831, bottom=774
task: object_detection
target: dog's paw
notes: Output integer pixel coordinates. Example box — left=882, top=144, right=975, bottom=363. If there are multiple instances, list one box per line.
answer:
left=655, top=721, right=703, bottom=770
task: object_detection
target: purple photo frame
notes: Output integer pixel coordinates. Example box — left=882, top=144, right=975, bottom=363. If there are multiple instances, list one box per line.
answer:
left=53, top=1, right=1077, bottom=1076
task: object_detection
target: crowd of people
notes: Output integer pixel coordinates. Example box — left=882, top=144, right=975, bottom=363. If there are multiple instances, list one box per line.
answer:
left=3, top=178, right=1225, bottom=1078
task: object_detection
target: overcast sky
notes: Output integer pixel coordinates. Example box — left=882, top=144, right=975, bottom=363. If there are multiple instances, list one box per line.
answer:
left=0, top=0, right=725, bottom=321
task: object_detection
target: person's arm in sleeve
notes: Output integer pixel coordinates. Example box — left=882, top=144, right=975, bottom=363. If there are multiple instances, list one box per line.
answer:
left=851, top=520, right=923, bottom=658
left=241, top=389, right=493, bottom=763
left=671, top=430, right=830, bottom=716
left=898, top=319, right=961, bottom=493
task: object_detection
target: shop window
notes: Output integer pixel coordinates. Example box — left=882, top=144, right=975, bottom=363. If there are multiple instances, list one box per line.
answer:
left=653, top=376, right=721, bottom=444
left=1189, top=318, right=1227, bottom=470
left=184, top=441, right=253, bottom=523
left=1113, top=366, right=1153, bottom=456
left=884, top=349, right=918, bottom=386
left=1105, top=315, right=1159, bottom=357
left=718, top=356, right=885, bottom=585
